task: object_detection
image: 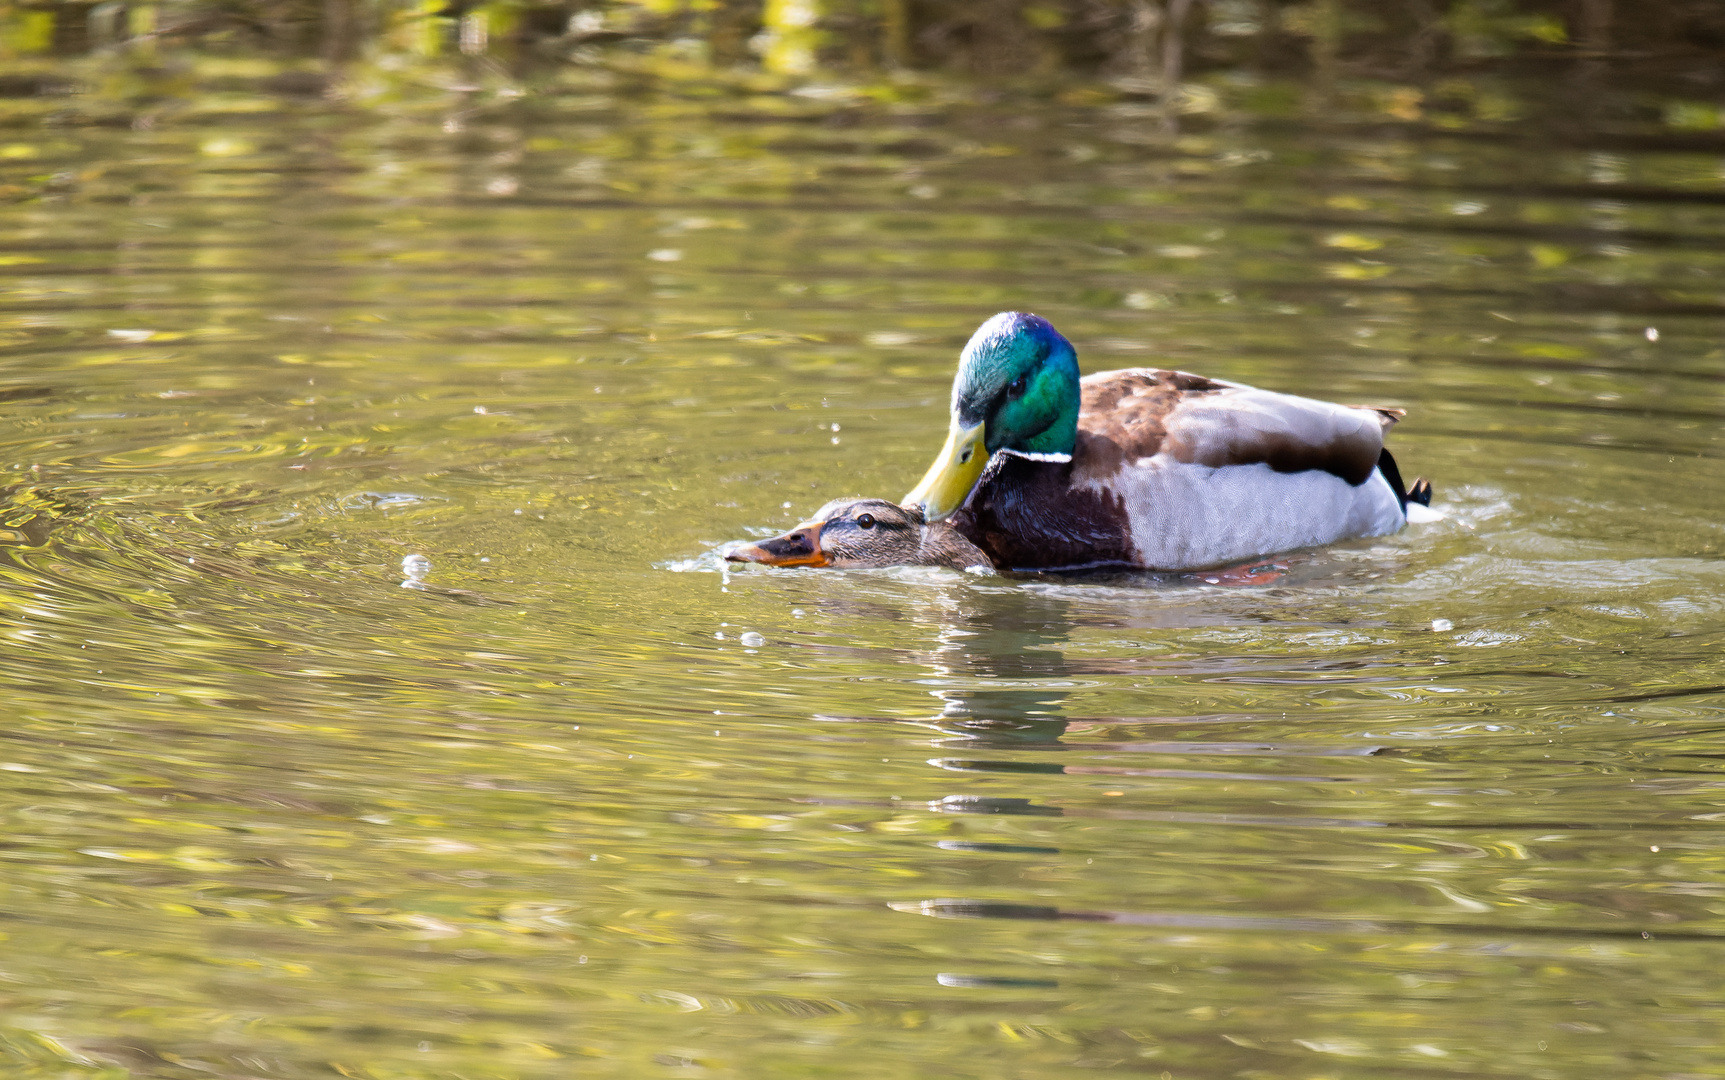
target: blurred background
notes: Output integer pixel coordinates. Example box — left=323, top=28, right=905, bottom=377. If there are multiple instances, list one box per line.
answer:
left=1, top=0, right=1723, bottom=115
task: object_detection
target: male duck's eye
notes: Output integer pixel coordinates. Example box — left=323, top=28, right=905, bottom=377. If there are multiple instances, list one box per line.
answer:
left=1007, top=374, right=1029, bottom=398
left=856, top=513, right=876, bottom=529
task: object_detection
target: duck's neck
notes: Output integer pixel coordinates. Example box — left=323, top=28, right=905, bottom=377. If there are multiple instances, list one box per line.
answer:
left=1013, top=383, right=1079, bottom=458
left=1027, top=355, right=1082, bottom=457
left=978, top=357, right=1081, bottom=459
left=918, top=522, right=992, bottom=570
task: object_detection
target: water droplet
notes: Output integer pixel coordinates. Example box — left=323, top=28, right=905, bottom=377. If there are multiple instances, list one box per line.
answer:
left=740, top=632, right=765, bottom=647
left=1431, top=618, right=1454, bottom=632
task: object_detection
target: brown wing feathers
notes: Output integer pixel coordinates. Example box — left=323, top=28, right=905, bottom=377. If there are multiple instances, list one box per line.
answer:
left=1161, top=384, right=1386, bottom=486
left=1070, top=370, right=1388, bottom=487
left=1069, top=370, right=1217, bottom=485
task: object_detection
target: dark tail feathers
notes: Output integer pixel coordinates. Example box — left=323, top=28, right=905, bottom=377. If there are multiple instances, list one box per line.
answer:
left=1377, top=448, right=1432, bottom=513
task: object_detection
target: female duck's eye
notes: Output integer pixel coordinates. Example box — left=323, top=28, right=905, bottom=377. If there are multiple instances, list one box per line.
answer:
left=1007, top=374, right=1029, bottom=398
left=856, top=513, right=876, bottom=529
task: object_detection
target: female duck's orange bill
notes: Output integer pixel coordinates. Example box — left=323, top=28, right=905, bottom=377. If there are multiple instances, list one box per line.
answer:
left=725, top=522, right=829, bottom=568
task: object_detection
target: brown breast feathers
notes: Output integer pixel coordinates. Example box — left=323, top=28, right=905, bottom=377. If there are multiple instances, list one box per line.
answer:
left=951, top=370, right=1224, bottom=571
left=951, top=453, right=1136, bottom=571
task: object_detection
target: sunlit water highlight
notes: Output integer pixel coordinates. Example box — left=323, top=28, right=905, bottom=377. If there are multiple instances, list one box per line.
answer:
left=0, top=65, right=1722, bottom=1079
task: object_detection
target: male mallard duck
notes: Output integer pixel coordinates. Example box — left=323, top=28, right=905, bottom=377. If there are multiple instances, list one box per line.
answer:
left=726, top=498, right=989, bottom=570
left=903, top=312, right=1431, bottom=571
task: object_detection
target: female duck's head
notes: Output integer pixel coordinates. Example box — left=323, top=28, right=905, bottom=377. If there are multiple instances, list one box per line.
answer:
left=725, top=498, right=989, bottom=570
left=904, top=312, right=1080, bottom=521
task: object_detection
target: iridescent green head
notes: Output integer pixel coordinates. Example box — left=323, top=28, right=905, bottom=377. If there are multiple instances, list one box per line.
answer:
left=905, top=312, right=1081, bottom=521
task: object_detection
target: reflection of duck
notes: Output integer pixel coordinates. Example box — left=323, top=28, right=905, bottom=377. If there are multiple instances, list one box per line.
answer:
left=905, top=312, right=1432, bottom=572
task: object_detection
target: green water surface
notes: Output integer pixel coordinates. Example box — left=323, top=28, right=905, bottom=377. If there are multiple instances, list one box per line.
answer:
left=1, top=60, right=1723, bottom=1079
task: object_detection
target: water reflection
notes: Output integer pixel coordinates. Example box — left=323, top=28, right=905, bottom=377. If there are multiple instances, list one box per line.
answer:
left=925, top=584, right=1076, bottom=746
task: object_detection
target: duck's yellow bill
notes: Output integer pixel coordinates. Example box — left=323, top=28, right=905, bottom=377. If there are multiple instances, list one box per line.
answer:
left=904, top=419, right=987, bottom=522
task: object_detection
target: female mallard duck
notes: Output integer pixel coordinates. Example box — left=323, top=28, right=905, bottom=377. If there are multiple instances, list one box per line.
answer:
left=901, top=311, right=1431, bottom=572
left=726, top=498, right=989, bottom=570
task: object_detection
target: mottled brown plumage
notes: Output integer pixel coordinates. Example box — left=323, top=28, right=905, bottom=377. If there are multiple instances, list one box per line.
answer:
left=1067, top=369, right=1221, bottom=485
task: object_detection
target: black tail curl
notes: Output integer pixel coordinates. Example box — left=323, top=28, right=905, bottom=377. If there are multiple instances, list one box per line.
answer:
left=1377, top=448, right=1433, bottom=514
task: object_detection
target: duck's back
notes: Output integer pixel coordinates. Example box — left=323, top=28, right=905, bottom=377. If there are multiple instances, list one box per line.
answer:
left=954, top=369, right=1408, bottom=571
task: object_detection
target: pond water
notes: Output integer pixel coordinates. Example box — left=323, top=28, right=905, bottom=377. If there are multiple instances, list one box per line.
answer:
left=1, top=63, right=1723, bottom=1079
